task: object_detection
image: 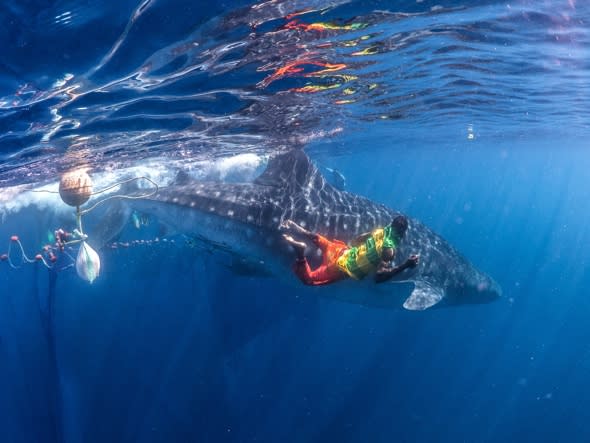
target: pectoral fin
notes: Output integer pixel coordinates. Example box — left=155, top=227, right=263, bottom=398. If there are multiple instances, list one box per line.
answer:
left=403, top=282, right=444, bottom=311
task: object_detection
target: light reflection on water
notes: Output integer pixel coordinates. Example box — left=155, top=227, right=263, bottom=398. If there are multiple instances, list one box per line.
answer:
left=0, top=0, right=588, bottom=187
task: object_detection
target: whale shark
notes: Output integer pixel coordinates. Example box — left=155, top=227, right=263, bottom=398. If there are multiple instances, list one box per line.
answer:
left=128, top=149, right=501, bottom=310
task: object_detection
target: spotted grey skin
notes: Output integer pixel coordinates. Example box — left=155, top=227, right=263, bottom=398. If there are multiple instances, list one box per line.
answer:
left=130, top=149, right=501, bottom=310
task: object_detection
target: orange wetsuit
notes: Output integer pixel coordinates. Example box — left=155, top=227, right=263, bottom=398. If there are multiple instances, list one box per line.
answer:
left=293, top=234, right=348, bottom=286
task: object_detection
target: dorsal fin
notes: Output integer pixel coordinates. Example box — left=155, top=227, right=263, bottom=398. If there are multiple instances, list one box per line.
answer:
left=254, top=149, right=327, bottom=190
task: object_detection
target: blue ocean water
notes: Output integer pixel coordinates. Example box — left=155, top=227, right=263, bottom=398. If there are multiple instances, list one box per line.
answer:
left=1, top=0, right=589, bottom=442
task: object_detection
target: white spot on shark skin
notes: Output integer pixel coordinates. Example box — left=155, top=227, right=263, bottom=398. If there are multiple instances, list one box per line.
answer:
left=215, top=191, right=221, bottom=197
left=325, top=220, right=330, bottom=227
left=247, top=215, right=254, bottom=222
left=272, top=217, right=279, bottom=223
left=173, top=197, right=178, bottom=203
left=343, top=223, right=348, bottom=230
left=477, top=281, right=489, bottom=292
left=227, top=210, right=234, bottom=217
left=209, top=207, right=215, bottom=212
left=300, top=221, right=306, bottom=228
left=190, top=201, right=196, bottom=207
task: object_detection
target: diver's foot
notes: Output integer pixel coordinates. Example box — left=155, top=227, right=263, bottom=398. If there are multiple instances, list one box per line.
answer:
left=282, top=234, right=306, bottom=257
left=279, top=219, right=298, bottom=231
left=280, top=219, right=311, bottom=237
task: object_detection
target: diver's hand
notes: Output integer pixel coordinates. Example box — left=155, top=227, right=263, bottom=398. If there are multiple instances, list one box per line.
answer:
left=405, top=254, right=420, bottom=268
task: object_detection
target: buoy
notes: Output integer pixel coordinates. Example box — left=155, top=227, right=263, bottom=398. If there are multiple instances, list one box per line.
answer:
left=59, top=168, right=93, bottom=207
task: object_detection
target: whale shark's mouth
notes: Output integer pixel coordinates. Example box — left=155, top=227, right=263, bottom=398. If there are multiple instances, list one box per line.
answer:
left=446, top=277, right=503, bottom=306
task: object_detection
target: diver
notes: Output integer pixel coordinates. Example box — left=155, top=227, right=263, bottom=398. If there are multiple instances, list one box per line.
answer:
left=281, top=216, right=419, bottom=286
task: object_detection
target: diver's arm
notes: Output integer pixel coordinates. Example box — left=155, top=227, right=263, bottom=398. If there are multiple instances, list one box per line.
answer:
left=375, top=255, right=419, bottom=283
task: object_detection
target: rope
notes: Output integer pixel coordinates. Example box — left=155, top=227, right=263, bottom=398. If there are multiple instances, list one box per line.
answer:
left=6, top=238, right=52, bottom=269
left=78, top=177, right=158, bottom=216
left=31, top=176, right=158, bottom=202
left=30, top=175, right=159, bottom=218
left=4, top=175, right=159, bottom=280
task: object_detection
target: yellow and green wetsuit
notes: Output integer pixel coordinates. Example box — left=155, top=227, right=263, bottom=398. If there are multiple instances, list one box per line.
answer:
left=336, top=226, right=398, bottom=279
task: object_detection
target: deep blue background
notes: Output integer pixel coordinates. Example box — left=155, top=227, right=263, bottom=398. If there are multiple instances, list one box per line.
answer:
left=2, top=138, right=590, bottom=443
left=2, top=0, right=590, bottom=441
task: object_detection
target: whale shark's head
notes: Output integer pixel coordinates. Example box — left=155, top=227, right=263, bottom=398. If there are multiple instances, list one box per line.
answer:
left=446, top=268, right=502, bottom=306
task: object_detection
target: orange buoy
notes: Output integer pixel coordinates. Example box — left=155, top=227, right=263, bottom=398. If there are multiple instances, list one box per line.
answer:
left=59, top=169, right=93, bottom=207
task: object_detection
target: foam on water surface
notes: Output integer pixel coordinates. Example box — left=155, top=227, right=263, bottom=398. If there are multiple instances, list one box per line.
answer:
left=0, top=153, right=268, bottom=219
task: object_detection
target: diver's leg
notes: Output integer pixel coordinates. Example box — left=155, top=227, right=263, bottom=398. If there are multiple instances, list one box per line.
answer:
left=284, top=234, right=336, bottom=285
left=292, top=256, right=336, bottom=286
left=292, top=257, right=318, bottom=285
left=282, top=234, right=306, bottom=259
left=281, top=221, right=347, bottom=258
left=311, top=234, right=347, bottom=263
